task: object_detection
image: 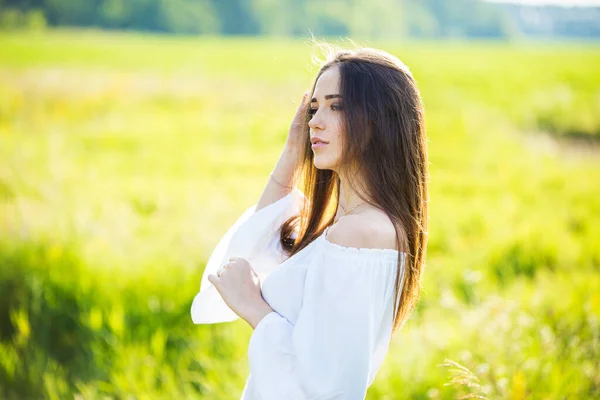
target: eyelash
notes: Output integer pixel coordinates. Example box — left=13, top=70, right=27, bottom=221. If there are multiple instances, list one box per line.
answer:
left=308, top=104, right=343, bottom=115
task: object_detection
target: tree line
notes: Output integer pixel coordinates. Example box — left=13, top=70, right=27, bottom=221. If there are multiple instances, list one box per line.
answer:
left=1, top=0, right=598, bottom=39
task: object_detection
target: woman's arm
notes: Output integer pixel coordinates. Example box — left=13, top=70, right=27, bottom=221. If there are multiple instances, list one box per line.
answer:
left=256, top=92, right=309, bottom=212
left=255, top=145, right=298, bottom=212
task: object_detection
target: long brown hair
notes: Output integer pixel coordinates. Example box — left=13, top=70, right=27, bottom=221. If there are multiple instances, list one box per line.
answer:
left=279, top=44, right=429, bottom=335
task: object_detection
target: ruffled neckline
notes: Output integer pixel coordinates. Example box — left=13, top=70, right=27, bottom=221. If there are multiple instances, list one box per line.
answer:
left=319, top=225, right=405, bottom=262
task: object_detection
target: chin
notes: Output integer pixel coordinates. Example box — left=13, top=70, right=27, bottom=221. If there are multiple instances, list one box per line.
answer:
left=312, top=155, right=326, bottom=169
left=313, top=155, right=337, bottom=171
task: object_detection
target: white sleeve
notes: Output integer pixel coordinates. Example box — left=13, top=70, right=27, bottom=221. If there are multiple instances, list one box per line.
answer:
left=191, top=188, right=306, bottom=324
left=247, top=245, right=403, bottom=400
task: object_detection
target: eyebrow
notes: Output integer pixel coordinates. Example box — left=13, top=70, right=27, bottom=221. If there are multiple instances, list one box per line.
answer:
left=310, top=94, right=342, bottom=102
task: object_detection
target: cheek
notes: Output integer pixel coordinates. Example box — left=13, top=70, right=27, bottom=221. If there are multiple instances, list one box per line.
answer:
left=326, top=138, right=342, bottom=162
left=333, top=118, right=344, bottom=144
left=333, top=115, right=343, bottom=136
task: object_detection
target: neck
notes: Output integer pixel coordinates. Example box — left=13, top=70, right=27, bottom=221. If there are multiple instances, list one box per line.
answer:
left=336, top=171, right=370, bottom=219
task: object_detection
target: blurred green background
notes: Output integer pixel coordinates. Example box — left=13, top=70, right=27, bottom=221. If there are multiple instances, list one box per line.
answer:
left=1, top=1, right=600, bottom=399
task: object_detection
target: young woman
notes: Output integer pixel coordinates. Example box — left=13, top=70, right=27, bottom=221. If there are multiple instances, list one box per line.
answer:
left=191, top=45, right=429, bottom=399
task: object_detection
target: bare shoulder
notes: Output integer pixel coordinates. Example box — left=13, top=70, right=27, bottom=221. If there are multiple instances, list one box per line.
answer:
left=327, top=211, right=402, bottom=251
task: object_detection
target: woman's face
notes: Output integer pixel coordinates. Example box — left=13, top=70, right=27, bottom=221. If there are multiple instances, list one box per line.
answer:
left=308, top=65, right=344, bottom=172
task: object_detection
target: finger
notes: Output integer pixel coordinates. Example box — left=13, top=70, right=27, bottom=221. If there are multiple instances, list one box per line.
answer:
left=296, top=97, right=310, bottom=116
left=302, top=92, right=311, bottom=105
left=208, top=274, right=219, bottom=286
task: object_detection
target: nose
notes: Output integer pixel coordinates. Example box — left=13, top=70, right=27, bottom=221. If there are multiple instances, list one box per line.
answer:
left=308, top=112, right=323, bottom=131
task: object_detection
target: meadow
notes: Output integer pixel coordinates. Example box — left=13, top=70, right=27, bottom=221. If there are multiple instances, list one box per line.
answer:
left=0, top=30, right=599, bottom=399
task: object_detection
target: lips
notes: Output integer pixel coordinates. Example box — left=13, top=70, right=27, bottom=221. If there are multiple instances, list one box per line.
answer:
left=311, top=137, right=329, bottom=145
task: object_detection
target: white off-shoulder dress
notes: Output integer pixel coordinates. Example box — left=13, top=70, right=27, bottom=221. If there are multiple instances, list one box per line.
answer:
left=191, top=189, right=406, bottom=400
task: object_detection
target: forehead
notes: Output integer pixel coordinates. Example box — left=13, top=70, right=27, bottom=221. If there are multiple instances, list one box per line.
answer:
left=313, top=66, right=340, bottom=97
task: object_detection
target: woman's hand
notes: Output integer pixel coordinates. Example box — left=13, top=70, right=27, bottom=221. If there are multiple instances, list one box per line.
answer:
left=207, top=257, right=269, bottom=326
left=285, top=91, right=311, bottom=151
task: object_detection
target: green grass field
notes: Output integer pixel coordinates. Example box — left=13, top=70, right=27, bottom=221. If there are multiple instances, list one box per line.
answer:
left=1, top=30, right=599, bottom=399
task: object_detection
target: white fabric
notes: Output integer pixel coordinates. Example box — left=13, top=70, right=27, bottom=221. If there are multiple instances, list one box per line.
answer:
left=190, top=190, right=406, bottom=400
left=191, top=189, right=306, bottom=324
